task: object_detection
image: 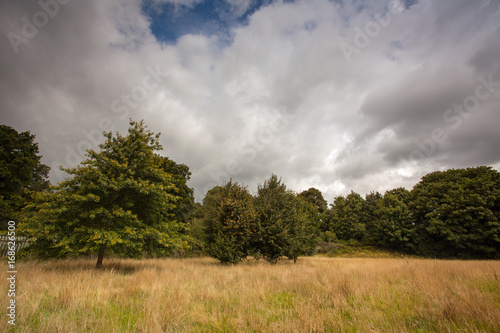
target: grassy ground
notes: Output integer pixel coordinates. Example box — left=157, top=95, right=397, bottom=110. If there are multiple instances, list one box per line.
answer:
left=315, top=242, right=417, bottom=258
left=1, top=257, right=499, bottom=332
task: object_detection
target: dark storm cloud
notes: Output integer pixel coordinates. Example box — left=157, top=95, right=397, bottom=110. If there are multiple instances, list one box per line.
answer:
left=1, top=0, right=499, bottom=203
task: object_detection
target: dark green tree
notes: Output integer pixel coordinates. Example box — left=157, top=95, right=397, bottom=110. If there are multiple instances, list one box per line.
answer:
left=157, top=156, right=195, bottom=223
left=299, top=187, right=329, bottom=241
left=298, top=188, right=328, bottom=214
left=361, top=191, right=383, bottom=245
left=21, top=120, right=189, bottom=267
left=328, top=191, right=366, bottom=242
left=290, top=195, right=322, bottom=260
left=410, top=166, right=500, bottom=258
left=186, top=202, right=206, bottom=256
left=202, top=181, right=257, bottom=264
left=254, top=175, right=309, bottom=263
left=0, top=125, right=50, bottom=228
left=375, top=188, right=416, bottom=252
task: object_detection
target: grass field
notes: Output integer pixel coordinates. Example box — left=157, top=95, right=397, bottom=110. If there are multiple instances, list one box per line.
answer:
left=1, top=257, right=500, bottom=332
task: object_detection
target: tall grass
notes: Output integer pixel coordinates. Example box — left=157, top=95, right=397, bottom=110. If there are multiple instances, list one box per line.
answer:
left=1, top=257, right=499, bottom=332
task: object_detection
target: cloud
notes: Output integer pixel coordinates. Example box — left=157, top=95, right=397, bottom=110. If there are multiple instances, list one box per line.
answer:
left=1, top=0, right=499, bottom=203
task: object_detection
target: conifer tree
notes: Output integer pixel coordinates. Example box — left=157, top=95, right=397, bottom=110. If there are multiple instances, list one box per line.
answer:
left=202, top=181, right=257, bottom=264
left=254, top=175, right=309, bottom=263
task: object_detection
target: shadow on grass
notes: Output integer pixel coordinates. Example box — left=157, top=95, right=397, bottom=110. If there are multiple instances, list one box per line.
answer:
left=25, top=256, right=302, bottom=274
left=33, top=258, right=153, bottom=275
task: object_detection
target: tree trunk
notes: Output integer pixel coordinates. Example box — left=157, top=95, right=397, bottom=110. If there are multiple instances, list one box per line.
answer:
left=293, top=256, right=297, bottom=264
left=96, top=242, right=107, bottom=269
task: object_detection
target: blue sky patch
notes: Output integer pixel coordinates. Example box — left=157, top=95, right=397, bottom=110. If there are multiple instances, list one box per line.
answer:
left=142, top=0, right=273, bottom=44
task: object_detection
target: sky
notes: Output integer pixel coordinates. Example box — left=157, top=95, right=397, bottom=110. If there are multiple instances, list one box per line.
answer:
left=1, top=0, right=499, bottom=203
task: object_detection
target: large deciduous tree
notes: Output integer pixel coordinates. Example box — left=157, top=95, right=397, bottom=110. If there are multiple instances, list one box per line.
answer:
left=410, top=166, right=500, bottom=259
left=21, top=120, right=189, bottom=267
left=0, top=125, right=50, bottom=228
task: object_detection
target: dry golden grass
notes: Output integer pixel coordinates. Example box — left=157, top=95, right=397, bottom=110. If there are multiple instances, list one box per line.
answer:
left=1, top=257, right=499, bottom=332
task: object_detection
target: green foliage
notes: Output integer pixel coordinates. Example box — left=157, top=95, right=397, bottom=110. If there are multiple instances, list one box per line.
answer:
left=324, top=230, right=338, bottom=242
left=0, top=125, right=50, bottom=228
left=327, top=191, right=366, bottom=242
left=374, top=188, right=416, bottom=253
left=198, top=166, right=499, bottom=261
left=410, top=166, right=500, bottom=259
left=157, top=156, right=195, bottom=223
left=202, top=181, right=257, bottom=264
left=361, top=191, right=383, bottom=245
left=20, top=120, right=190, bottom=266
left=8, top=120, right=499, bottom=262
left=299, top=187, right=329, bottom=241
left=321, top=166, right=500, bottom=259
left=186, top=203, right=206, bottom=256
left=294, top=195, right=322, bottom=257
left=201, top=177, right=321, bottom=264
left=298, top=188, right=328, bottom=214
left=254, top=175, right=313, bottom=263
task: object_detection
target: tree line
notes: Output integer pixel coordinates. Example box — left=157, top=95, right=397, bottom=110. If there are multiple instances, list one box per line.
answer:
left=195, top=165, right=500, bottom=263
left=1, top=121, right=499, bottom=267
left=320, top=165, right=500, bottom=259
left=199, top=176, right=320, bottom=264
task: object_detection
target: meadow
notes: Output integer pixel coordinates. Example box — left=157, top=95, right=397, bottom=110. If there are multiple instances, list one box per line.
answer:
left=1, top=257, right=499, bottom=332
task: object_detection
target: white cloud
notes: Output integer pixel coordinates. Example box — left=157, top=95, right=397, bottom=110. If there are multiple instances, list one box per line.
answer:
left=1, top=0, right=499, bottom=203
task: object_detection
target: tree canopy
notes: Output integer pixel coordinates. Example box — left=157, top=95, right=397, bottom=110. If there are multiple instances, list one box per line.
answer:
left=21, top=120, right=190, bottom=267
left=202, top=181, right=257, bottom=264
left=410, top=166, right=500, bottom=258
left=5, top=119, right=498, bottom=262
left=327, top=191, right=366, bottom=242
left=322, top=166, right=500, bottom=259
left=157, top=156, right=195, bottom=223
left=253, top=175, right=312, bottom=263
left=374, top=188, right=415, bottom=253
left=298, top=188, right=328, bottom=214
left=0, top=125, right=50, bottom=228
